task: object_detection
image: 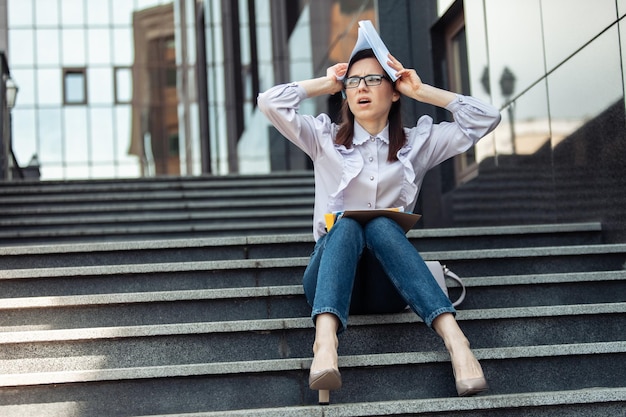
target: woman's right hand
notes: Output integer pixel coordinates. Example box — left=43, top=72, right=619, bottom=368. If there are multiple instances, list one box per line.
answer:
left=327, top=63, right=348, bottom=94
left=297, top=63, right=348, bottom=98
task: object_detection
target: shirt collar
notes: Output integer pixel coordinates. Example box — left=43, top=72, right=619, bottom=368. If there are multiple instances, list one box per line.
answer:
left=352, top=121, right=390, bottom=146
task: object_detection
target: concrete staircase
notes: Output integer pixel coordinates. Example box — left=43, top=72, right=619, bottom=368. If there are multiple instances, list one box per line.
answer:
left=448, top=159, right=626, bottom=229
left=1, top=175, right=625, bottom=416
left=0, top=173, right=316, bottom=246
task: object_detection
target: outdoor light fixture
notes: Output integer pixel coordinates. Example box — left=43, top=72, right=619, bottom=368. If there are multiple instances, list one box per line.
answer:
left=5, top=77, right=18, bottom=109
left=499, top=67, right=516, bottom=99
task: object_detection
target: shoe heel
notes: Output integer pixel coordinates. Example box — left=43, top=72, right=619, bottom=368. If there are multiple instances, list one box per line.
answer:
left=318, top=389, right=330, bottom=405
left=456, top=376, right=488, bottom=396
left=309, top=368, right=341, bottom=405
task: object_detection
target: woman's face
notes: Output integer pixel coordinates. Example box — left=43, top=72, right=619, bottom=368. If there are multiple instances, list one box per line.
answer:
left=345, top=57, right=399, bottom=127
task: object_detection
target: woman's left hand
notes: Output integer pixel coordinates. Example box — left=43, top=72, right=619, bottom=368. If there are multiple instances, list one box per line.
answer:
left=388, top=53, right=457, bottom=106
left=387, top=53, right=423, bottom=98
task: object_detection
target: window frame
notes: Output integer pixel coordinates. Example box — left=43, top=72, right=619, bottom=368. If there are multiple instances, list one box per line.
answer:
left=113, top=65, right=133, bottom=104
left=62, top=67, right=88, bottom=105
left=445, top=13, right=478, bottom=184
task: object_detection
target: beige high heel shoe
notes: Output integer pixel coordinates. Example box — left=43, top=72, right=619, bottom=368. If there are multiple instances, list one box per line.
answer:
left=310, top=313, right=341, bottom=404
left=309, top=367, right=342, bottom=404
left=455, top=375, right=488, bottom=396
left=452, top=357, right=488, bottom=396
left=432, top=313, right=488, bottom=396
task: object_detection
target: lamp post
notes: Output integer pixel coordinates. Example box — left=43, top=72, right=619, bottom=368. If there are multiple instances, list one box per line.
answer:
left=5, top=78, right=18, bottom=109
left=480, top=66, right=490, bottom=96
left=2, top=77, right=18, bottom=180
left=6, top=77, right=18, bottom=178
left=499, top=67, right=516, bottom=154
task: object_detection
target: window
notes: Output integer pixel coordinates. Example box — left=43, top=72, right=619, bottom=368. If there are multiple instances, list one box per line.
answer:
left=446, top=20, right=477, bottom=183
left=434, top=5, right=476, bottom=185
left=114, top=66, right=132, bottom=104
left=63, top=68, right=87, bottom=104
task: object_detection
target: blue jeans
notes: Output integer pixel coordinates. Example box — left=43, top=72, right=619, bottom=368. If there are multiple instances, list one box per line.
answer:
left=303, top=216, right=456, bottom=333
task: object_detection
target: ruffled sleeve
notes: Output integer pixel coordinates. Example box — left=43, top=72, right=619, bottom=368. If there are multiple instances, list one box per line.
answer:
left=326, top=144, right=364, bottom=212
left=396, top=143, right=418, bottom=207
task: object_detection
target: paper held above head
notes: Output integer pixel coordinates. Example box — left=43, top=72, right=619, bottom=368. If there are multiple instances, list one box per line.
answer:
left=341, top=20, right=398, bottom=82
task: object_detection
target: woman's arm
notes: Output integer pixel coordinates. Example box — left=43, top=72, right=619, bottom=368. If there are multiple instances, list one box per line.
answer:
left=387, top=54, right=456, bottom=108
left=257, top=63, right=348, bottom=159
left=297, top=63, right=348, bottom=98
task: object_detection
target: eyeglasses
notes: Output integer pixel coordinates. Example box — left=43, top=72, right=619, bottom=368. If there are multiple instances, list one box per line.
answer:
left=343, top=74, right=390, bottom=89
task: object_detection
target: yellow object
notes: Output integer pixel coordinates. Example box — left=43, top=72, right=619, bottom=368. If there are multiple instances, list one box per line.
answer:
left=324, top=207, right=405, bottom=232
left=324, top=213, right=337, bottom=231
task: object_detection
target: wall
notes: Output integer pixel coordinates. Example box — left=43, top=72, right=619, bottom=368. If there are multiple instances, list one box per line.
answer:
left=456, top=0, right=626, bottom=241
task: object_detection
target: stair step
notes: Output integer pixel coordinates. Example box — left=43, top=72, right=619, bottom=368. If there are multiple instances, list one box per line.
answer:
left=0, top=185, right=315, bottom=206
left=3, top=269, right=623, bottom=305
left=0, top=220, right=314, bottom=245
left=0, top=174, right=314, bottom=195
left=1, top=342, right=624, bottom=414
left=4, top=340, right=625, bottom=386
left=0, top=285, right=309, bottom=330
left=0, top=208, right=314, bottom=228
left=0, top=222, right=603, bottom=269
left=0, top=198, right=315, bottom=221
left=427, top=243, right=626, bottom=277
left=2, top=303, right=624, bottom=372
left=2, top=244, right=624, bottom=296
left=2, top=388, right=624, bottom=417
left=135, top=387, right=626, bottom=417
left=2, top=271, right=625, bottom=330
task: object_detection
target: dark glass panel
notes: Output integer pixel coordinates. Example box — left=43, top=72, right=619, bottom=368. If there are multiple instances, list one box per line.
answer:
left=548, top=27, right=625, bottom=239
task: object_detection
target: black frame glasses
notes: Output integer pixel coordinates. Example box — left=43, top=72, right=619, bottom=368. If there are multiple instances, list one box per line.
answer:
left=343, top=74, right=390, bottom=89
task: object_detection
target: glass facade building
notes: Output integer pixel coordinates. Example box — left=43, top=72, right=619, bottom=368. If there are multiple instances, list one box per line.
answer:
left=1, top=0, right=625, bottom=241
left=2, top=0, right=388, bottom=179
left=4, top=0, right=201, bottom=179
left=459, top=0, right=626, bottom=242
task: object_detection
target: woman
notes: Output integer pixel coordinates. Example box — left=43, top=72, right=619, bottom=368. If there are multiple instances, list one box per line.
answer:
left=258, top=48, right=501, bottom=404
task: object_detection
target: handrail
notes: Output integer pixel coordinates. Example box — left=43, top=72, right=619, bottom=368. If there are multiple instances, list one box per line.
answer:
left=11, top=148, right=24, bottom=179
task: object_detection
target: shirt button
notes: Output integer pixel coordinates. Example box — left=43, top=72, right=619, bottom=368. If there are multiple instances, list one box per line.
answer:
left=369, top=157, right=374, bottom=162
left=367, top=203, right=372, bottom=208
left=370, top=137, right=375, bottom=142
left=370, top=176, right=374, bottom=181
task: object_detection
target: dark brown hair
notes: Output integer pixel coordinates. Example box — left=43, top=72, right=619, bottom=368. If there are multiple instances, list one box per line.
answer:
left=335, top=49, right=406, bottom=162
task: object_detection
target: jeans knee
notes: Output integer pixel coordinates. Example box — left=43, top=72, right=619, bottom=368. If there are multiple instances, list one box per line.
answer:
left=364, top=217, right=404, bottom=246
left=331, top=217, right=365, bottom=245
